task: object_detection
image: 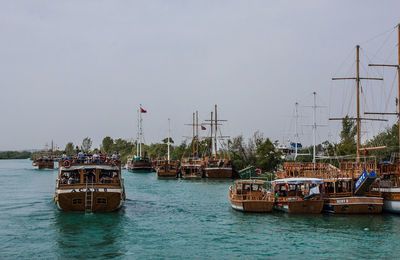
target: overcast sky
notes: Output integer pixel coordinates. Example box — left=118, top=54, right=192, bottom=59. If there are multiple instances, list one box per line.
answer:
left=1, top=0, right=400, bottom=151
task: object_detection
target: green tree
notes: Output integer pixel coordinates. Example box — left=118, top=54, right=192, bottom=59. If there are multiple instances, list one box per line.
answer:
left=102, top=136, right=114, bottom=154
left=65, top=142, right=74, bottom=155
left=336, top=115, right=356, bottom=156
left=81, top=137, right=92, bottom=153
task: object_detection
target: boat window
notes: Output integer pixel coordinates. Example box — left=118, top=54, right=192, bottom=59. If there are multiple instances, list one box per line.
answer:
left=84, top=170, right=96, bottom=184
left=72, top=199, right=82, bottom=204
left=97, top=198, right=107, bottom=204
left=64, top=170, right=80, bottom=184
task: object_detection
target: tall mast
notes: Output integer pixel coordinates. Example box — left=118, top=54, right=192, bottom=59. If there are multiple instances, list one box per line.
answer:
left=167, top=118, right=171, bottom=162
left=356, top=46, right=361, bottom=160
left=192, top=112, right=195, bottom=158
left=312, top=92, right=317, bottom=164
left=368, top=25, right=400, bottom=156
left=196, top=111, right=199, bottom=157
left=137, top=108, right=139, bottom=156
left=139, top=104, right=143, bottom=157
left=332, top=45, right=383, bottom=162
left=214, top=104, right=218, bottom=157
left=210, top=111, right=214, bottom=157
left=294, top=102, right=299, bottom=160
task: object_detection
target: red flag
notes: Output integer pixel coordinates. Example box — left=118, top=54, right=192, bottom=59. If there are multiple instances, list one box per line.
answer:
left=201, top=125, right=206, bottom=130
left=140, top=108, right=147, bottom=113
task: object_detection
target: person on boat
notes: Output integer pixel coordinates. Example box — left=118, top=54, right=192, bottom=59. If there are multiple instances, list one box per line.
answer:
left=68, top=176, right=74, bottom=185
left=117, top=152, right=121, bottom=159
left=62, top=152, right=67, bottom=160
left=93, top=151, right=99, bottom=163
left=112, top=152, right=117, bottom=159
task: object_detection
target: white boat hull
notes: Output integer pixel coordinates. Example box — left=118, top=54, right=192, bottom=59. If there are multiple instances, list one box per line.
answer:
left=383, top=200, right=400, bottom=213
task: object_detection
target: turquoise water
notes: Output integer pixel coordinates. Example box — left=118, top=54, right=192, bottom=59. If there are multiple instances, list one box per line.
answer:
left=0, top=159, right=399, bottom=259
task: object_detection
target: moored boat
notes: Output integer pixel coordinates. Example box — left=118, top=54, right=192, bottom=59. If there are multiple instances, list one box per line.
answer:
left=156, top=159, right=180, bottom=177
left=229, top=179, right=274, bottom=212
left=204, top=158, right=233, bottom=178
left=377, top=160, right=400, bottom=213
left=180, top=157, right=203, bottom=178
left=272, top=178, right=324, bottom=214
left=323, top=177, right=383, bottom=214
left=54, top=156, right=126, bottom=212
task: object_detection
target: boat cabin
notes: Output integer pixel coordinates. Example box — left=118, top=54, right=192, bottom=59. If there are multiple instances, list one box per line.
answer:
left=273, top=178, right=324, bottom=201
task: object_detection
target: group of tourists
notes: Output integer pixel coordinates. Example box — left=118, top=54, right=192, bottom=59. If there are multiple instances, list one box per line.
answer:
left=61, top=150, right=121, bottom=162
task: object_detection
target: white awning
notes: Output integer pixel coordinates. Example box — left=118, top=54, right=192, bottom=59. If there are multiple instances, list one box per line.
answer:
left=272, top=177, right=323, bottom=184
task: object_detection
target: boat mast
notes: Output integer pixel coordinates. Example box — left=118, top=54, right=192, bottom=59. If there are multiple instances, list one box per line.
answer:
left=136, top=108, right=139, bottom=156
left=214, top=104, right=218, bottom=158
left=139, top=104, right=143, bottom=157
left=210, top=111, right=214, bottom=157
left=368, top=24, right=400, bottom=156
left=332, top=45, right=383, bottom=162
left=167, top=118, right=171, bottom=162
left=192, top=112, right=195, bottom=158
left=294, top=102, right=299, bottom=160
left=312, top=92, right=317, bottom=164
left=196, top=111, right=199, bottom=157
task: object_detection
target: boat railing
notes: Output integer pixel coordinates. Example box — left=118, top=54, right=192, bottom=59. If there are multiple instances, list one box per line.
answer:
left=60, top=157, right=121, bottom=166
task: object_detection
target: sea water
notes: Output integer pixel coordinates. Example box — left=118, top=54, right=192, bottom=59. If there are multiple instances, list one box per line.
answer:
left=0, top=159, right=399, bottom=259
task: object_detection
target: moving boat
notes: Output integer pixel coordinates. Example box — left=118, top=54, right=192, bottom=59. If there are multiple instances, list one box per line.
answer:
left=229, top=179, right=274, bottom=212
left=127, top=155, right=153, bottom=172
left=33, top=156, right=55, bottom=169
left=54, top=156, right=126, bottom=212
left=272, top=178, right=324, bottom=213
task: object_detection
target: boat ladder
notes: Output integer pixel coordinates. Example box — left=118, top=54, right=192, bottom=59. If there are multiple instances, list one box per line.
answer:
left=85, top=182, right=94, bottom=213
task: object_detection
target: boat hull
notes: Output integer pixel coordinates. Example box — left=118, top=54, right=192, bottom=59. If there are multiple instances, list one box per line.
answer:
left=157, top=170, right=177, bottom=177
left=55, top=188, right=125, bottom=212
left=323, top=197, right=383, bottom=214
left=275, top=200, right=324, bottom=214
left=204, top=168, right=232, bottom=178
left=230, top=199, right=274, bottom=212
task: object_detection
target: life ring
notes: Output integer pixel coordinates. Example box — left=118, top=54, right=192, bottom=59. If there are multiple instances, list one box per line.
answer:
left=63, top=160, right=71, bottom=168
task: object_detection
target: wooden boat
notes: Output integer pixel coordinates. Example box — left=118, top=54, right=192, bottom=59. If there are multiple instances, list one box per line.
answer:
left=32, top=156, right=55, bottom=169
left=127, top=155, right=153, bottom=172
left=376, top=161, right=400, bottom=213
left=323, top=177, right=383, bottom=214
left=156, top=159, right=180, bottom=177
left=180, top=157, right=203, bottom=178
left=272, top=178, right=324, bottom=214
left=54, top=157, right=126, bottom=212
left=204, top=158, right=233, bottom=178
left=366, top=24, right=400, bottom=213
left=128, top=104, right=153, bottom=173
left=229, top=179, right=274, bottom=212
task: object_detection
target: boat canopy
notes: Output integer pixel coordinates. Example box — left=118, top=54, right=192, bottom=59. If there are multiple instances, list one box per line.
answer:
left=235, top=179, right=265, bottom=185
left=60, top=165, right=119, bottom=171
left=272, top=177, right=323, bottom=185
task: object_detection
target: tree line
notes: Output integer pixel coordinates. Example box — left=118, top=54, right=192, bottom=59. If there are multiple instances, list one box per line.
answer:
left=28, top=116, right=400, bottom=172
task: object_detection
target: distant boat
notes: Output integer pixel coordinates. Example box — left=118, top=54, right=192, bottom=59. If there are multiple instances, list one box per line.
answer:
left=54, top=156, right=126, bottom=212
left=155, top=119, right=180, bottom=178
left=32, top=156, right=55, bottom=169
left=128, top=104, right=153, bottom=173
left=229, top=179, right=274, bottom=212
left=202, top=105, right=233, bottom=178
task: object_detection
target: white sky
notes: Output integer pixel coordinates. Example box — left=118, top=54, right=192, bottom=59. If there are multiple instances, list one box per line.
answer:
left=0, top=0, right=399, bottom=150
